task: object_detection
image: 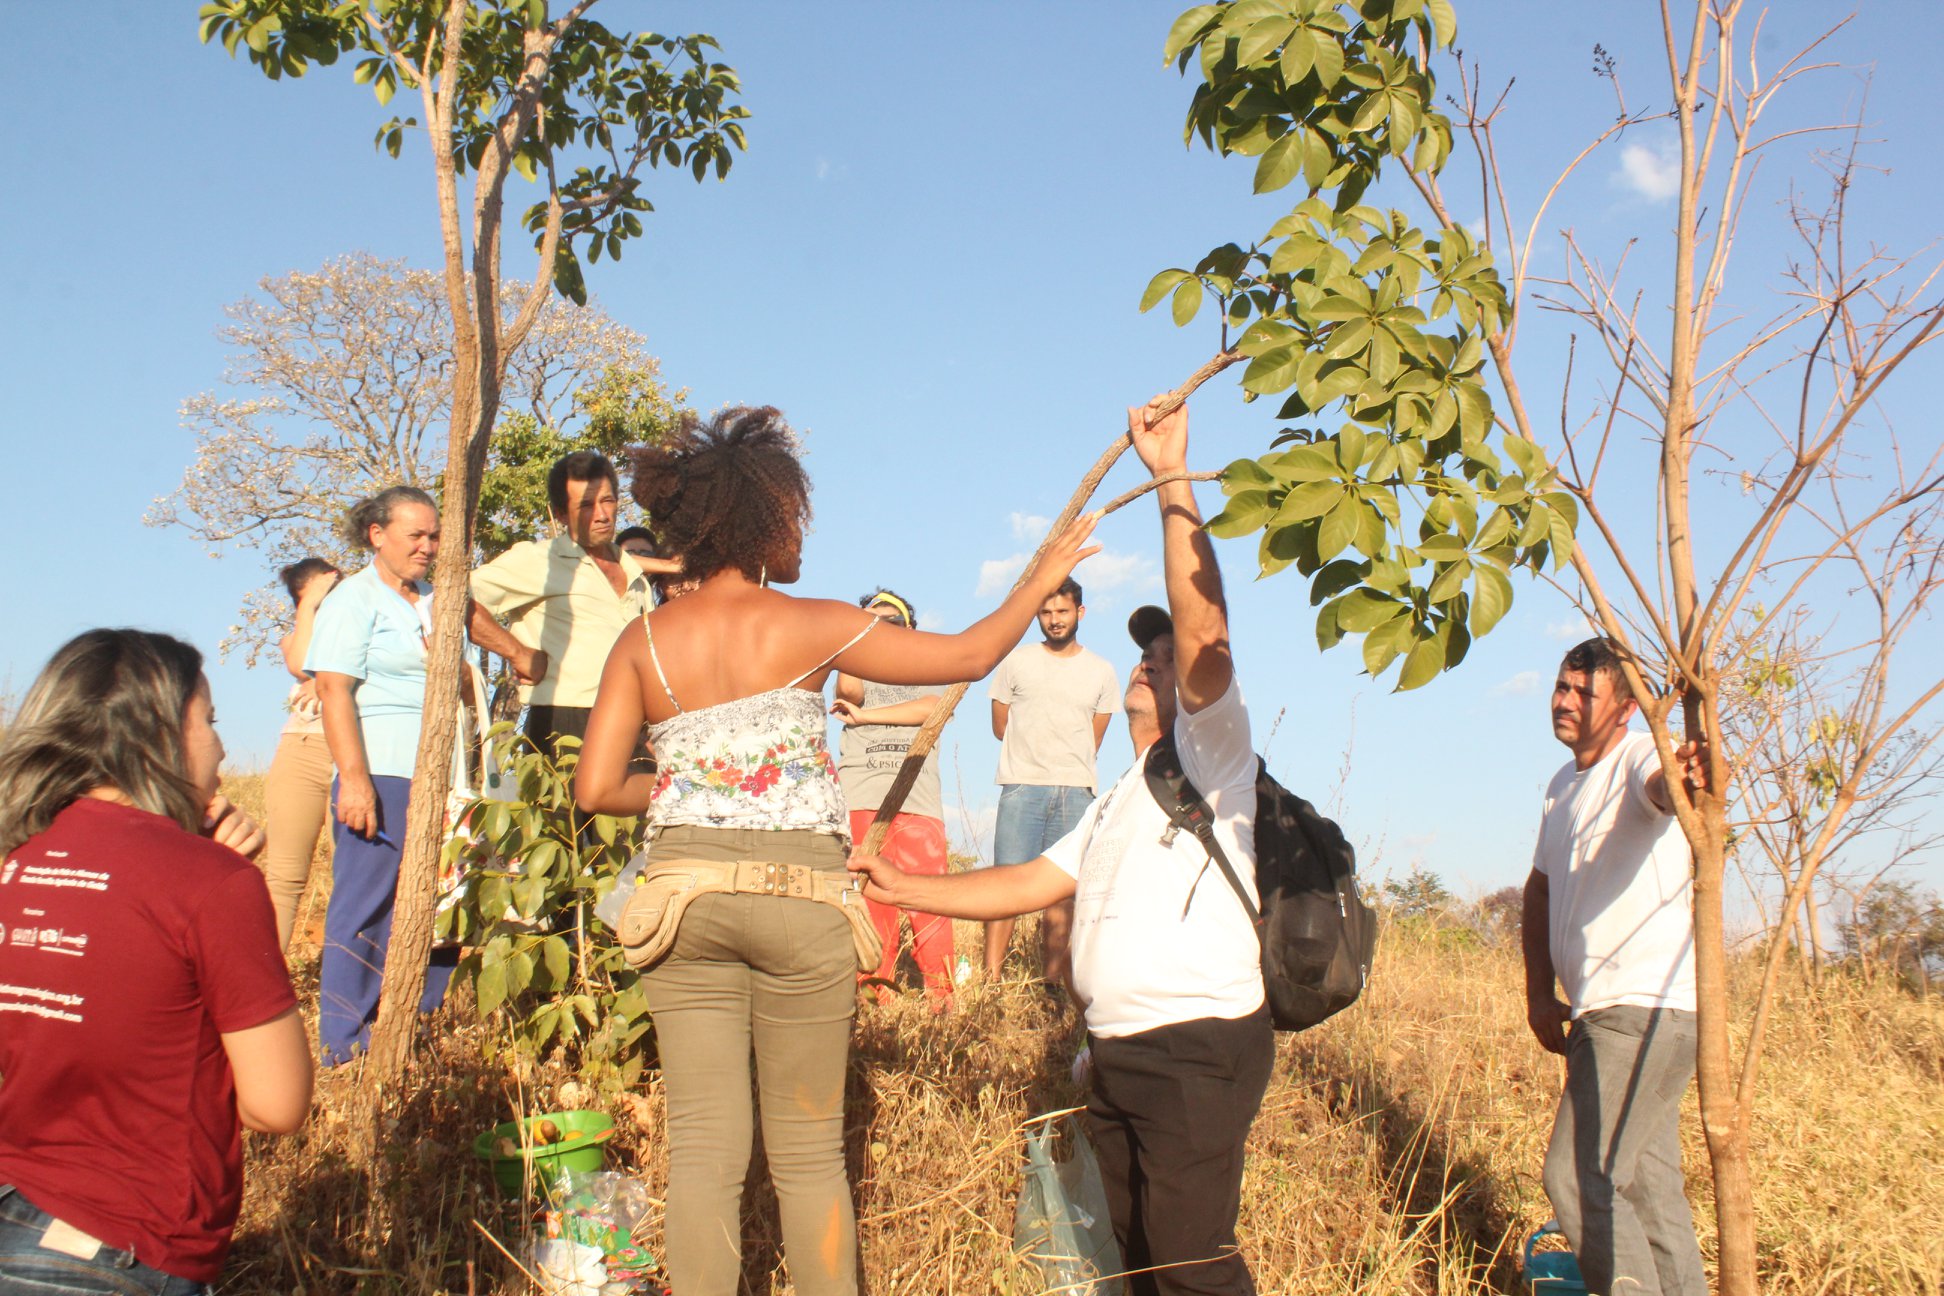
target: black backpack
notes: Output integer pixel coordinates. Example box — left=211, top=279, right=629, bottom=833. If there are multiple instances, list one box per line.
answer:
left=1144, top=737, right=1376, bottom=1032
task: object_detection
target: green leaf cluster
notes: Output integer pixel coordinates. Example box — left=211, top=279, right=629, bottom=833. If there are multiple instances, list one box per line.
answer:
left=469, top=362, right=680, bottom=561
left=1381, top=862, right=1454, bottom=919
left=1144, top=0, right=1574, bottom=690
left=438, top=729, right=650, bottom=1089
left=198, top=1, right=749, bottom=303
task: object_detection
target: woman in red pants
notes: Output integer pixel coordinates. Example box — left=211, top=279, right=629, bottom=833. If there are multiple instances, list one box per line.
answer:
left=833, top=589, right=958, bottom=1011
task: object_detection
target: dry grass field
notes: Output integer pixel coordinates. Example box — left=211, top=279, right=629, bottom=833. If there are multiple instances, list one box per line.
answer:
left=217, top=774, right=1943, bottom=1295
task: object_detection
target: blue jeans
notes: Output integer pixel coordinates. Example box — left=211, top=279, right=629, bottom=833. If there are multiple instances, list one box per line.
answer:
left=1542, top=1006, right=1706, bottom=1296
left=992, top=784, right=1093, bottom=866
left=0, top=1186, right=204, bottom=1295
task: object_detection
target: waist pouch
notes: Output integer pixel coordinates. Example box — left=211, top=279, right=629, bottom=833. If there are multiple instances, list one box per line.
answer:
left=617, top=856, right=883, bottom=972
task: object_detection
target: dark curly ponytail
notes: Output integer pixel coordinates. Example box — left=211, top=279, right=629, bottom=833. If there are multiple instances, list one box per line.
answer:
left=628, top=406, right=811, bottom=583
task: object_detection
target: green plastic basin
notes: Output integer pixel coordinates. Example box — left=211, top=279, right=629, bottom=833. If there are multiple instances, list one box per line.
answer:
left=471, top=1109, right=614, bottom=1195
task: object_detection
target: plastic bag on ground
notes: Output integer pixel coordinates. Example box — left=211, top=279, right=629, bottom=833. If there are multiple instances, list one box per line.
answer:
left=543, top=1167, right=655, bottom=1260
left=1013, top=1114, right=1123, bottom=1295
left=529, top=1238, right=631, bottom=1296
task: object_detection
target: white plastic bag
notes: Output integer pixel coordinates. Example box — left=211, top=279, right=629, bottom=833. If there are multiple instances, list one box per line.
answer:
left=437, top=660, right=506, bottom=937
left=1013, top=1114, right=1123, bottom=1294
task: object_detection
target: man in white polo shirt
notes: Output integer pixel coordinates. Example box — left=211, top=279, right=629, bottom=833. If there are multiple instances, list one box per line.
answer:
left=1523, top=637, right=1709, bottom=1296
left=852, top=394, right=1270, bottom=1295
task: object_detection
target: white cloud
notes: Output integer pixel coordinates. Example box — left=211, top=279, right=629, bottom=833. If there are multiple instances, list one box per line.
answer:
left=976, top=554, right=1028, bottom=597
left=1010, top=512, right=1050, bottom=542
left=917, top=610, right=945, bottom=631
left=1489, top=670, right=1545, bottom=698
left=1544, top=617, right=1596, bottom=642
left=1078, top=548, right=1160, bottom=592
left=814, top=157, right=831, bottom=181
left=1615, top=138, right=1680, bottom=202
left=980, top=545, right=1159, bottom=603
left=980, top=538, right=1157, bottom=601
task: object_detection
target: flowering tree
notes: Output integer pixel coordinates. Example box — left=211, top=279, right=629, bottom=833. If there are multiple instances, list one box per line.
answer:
left=148, top=253, right=676, bottom=659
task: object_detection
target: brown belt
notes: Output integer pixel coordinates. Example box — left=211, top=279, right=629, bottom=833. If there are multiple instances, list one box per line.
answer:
left=615, top=857, right=883, bottom=972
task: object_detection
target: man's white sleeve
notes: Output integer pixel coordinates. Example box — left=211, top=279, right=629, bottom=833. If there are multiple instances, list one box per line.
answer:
left=1178, top=679, right=1254, bottom=794
left=469, top=540, right=545, bottom=620
left=1623, top=731, right=1669, bottom=819
left=1041, top=791, right=1109, bottom=880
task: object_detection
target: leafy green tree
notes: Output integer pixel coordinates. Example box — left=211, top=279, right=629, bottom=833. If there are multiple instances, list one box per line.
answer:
left=473, top=361, right=680, bottom=561
left=440, top=736, right=650, bottom=1088
left=1141, top=0, right=1563, bottom=693
left=1149, top=4, right=1944, bottom=1291
left=1839, top=880, right=1944, bottom=993
left=1381, top=864, right=1452, bottom=921
left=202, top=0, right=747, bottom=1088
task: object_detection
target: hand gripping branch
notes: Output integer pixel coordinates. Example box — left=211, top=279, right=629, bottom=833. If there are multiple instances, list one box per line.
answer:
left=853, top=348, right=1241, bottom=857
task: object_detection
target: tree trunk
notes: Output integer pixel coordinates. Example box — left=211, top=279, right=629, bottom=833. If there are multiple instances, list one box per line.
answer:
left=360, top=516, right=464, bottom=1082
left=1689, top=808, right=1757, bottom=1296
left=359, top=0, right=493, bottom=1093
left=363, top=354, right=496, bottom=1086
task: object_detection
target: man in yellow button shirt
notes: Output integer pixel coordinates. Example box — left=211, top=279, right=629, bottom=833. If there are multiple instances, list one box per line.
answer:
left=468, top=451, right=676, bottom=761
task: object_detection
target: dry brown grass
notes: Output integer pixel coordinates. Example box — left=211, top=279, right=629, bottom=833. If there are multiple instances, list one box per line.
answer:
left=217, top=775, right=1943, bottom=1294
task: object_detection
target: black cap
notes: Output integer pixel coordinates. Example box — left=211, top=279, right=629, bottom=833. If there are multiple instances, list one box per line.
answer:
left=1128, top=604, right=1173, bottom=651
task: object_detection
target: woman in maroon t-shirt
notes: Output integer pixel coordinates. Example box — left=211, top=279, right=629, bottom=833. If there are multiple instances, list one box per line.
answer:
left=0, top=629, right=314, bottom=1293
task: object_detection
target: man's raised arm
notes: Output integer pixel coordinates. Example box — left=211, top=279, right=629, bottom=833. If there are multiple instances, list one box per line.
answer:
left=1129, top=397, right=1231, bottom=712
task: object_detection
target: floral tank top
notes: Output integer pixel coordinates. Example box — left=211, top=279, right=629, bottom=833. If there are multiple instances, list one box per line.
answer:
left=643, top=614, right=877, bottom=842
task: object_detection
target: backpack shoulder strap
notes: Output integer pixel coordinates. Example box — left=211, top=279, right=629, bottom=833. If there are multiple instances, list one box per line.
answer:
left=1143, top=736, right=1262, bottom=930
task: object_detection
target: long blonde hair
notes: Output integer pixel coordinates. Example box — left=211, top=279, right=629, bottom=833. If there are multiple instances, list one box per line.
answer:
left=0, top=629, right=206, bottom=856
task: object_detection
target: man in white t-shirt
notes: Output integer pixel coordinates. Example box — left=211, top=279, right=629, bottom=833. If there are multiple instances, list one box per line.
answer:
left=986, top=578, right=1122, bottom=985
left=854, top=395, right=1272, bottom=1295
left=1523, top=637, right=1710, bottom=1296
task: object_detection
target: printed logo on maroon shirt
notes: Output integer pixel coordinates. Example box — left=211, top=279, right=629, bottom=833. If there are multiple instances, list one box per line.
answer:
left=0, top=799, right=296, bottom=1283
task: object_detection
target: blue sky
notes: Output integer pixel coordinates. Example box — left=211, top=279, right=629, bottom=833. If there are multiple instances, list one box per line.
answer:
left=2, top=2, right=1939, bottom=913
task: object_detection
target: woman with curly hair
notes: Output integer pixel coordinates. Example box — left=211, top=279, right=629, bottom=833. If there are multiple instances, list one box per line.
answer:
left=577, top=406, right=1097, bottom=1296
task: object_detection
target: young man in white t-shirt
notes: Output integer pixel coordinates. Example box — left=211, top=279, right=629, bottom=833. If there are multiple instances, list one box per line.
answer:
left=854, top=395, right=1272, bottom=1295
left=1522, top=638, right=1711, bottom=1296
left=986, top=578, right=1122, bottom=985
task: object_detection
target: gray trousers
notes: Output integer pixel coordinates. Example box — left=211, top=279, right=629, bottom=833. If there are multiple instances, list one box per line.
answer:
left=642, top=826, right=859, bottom=1296
left=1543, top=1005, right=1707, bottom=1296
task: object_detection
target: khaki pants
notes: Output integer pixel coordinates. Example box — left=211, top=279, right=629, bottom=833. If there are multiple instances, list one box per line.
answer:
left=262, top=730, right=333, bottom=949
left=642, top=826, right=858, bottom=1296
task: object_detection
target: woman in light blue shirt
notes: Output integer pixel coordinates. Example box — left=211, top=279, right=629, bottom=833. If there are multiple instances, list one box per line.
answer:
left=304, top=485, right=455, bottom=1064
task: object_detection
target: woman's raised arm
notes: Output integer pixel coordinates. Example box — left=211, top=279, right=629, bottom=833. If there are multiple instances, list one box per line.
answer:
left=832, top=512, right=1100, bottom=686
